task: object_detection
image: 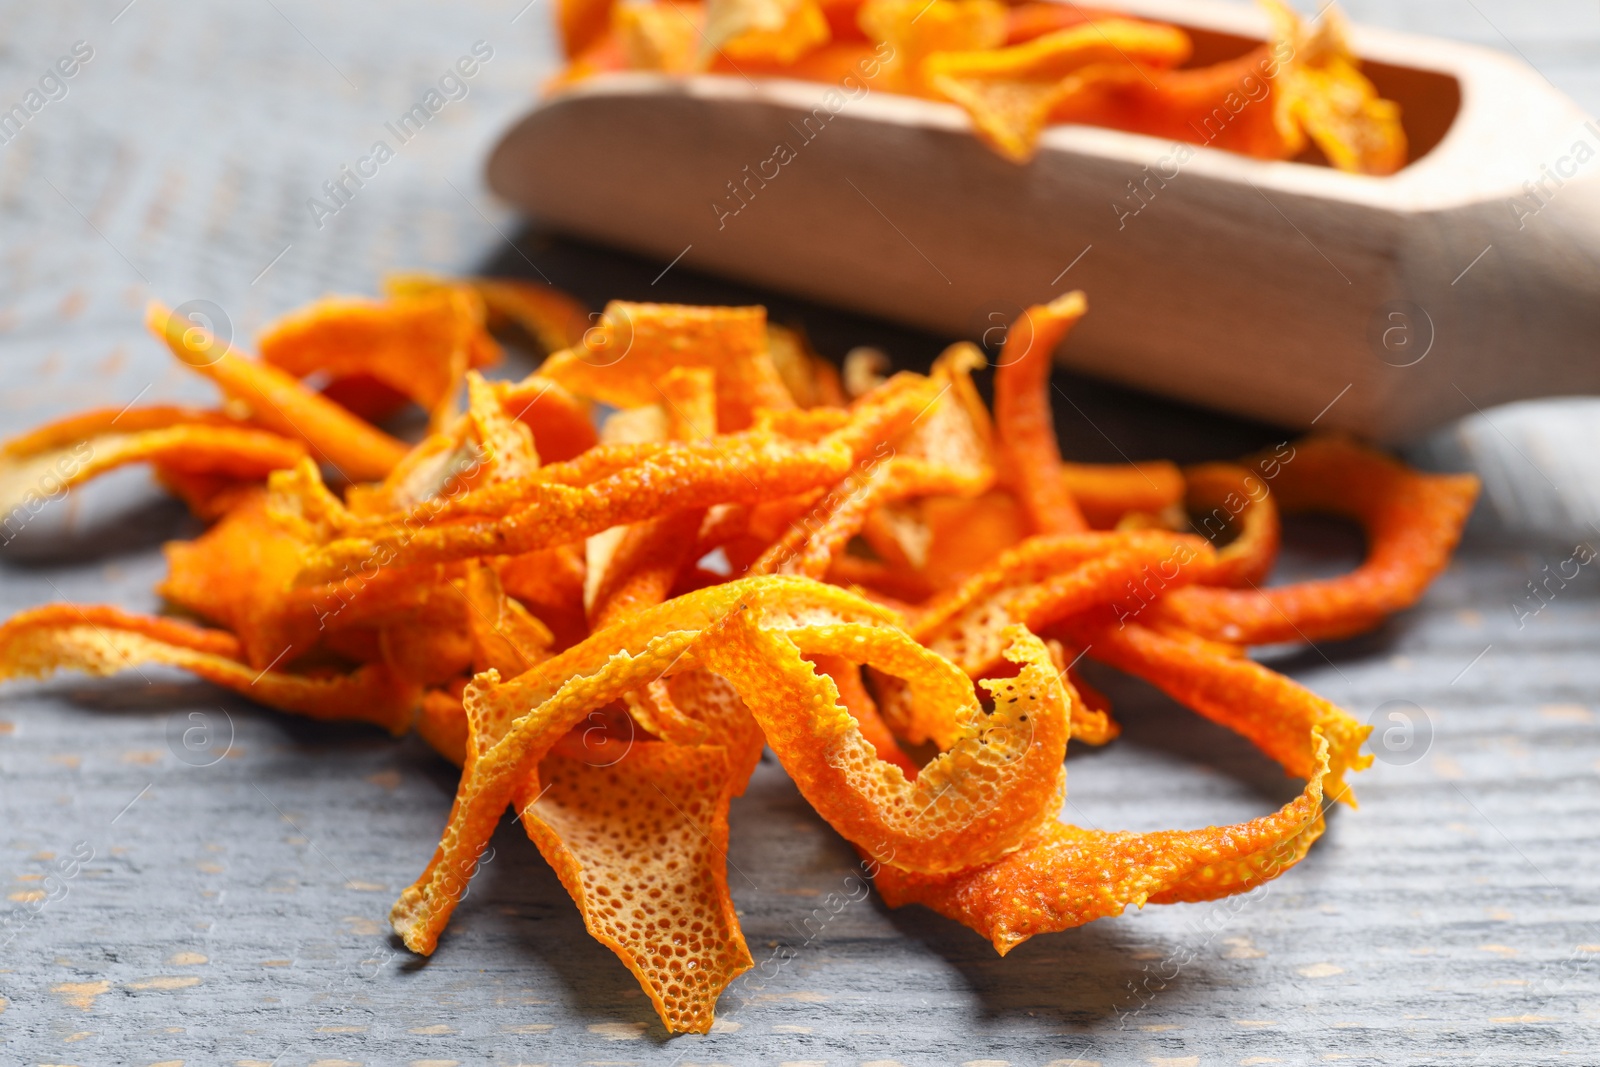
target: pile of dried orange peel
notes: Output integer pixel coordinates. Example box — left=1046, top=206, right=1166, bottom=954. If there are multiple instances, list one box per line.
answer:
left=0, top=276, right=1477, bottom=1033
left=553, top=0, right=1408, bottom=171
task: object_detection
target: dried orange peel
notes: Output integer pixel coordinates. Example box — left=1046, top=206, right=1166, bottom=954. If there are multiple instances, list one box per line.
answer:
left=554, top=0, right=1407, bottom=172
left=877, top=731, right=1331, bottom=953
left=1148, top=436, right=1479, bottom=644
left=519, top=738, right=753, bottom=1033
left=0, top=603, right=418, bottom=732
left=0, top=405, right=307, bottom=518
left=258, top=279, right=498, bottom=431
left=995, top=291, right=1090, bottom=534
left=1182, top=460, right=1283, bottom=588
left=1, top=275, right=1476, bottom=1037
left=290, top=371, right=944, bottom=584
left=146, top=301, right=409, bottom=481
left=390, top=576, right=1071, bottom=954
left=540, top=301, right=794, bottom=431
left=515, top=361, right=758, bottom=1035
left=923, top=18, right=1192, bottom=162
left=1062, top=614, right=1369, bottom=798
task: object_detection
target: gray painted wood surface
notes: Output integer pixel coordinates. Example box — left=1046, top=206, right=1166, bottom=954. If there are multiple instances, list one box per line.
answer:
left=1, top=1, right=1597, bottom=1064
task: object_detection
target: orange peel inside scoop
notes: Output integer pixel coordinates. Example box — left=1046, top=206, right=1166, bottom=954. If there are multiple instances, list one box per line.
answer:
left=561, top=0, right=1405, bottom=173
left=858, top=0, right=1008, bottom=95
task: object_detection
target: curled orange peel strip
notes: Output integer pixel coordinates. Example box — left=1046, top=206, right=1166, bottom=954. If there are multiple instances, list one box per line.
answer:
left=695, top=595, right=1067, bottom=874
left=810, top=653, right=921, bottom=775
left=994, top=292, right=1089, bottom=535
left=332, top=375, right=912, bottom=536
left=146, top=301, right=408, bottom=482
left=1263, top=0, right=1406, bottom=176
left=878, top=457, right=1187, bottom=595
left=875, top=731, right=1331, bottom=953
left=0, top=406, right=306, bottom=518
left=912, top=530, right=1216, bottom=677
left=492, top=374, right=598, bottom=464
left=1148, top=436, right=1479, bottom=644
left=3, top=404, right=236, bottom=455
left=295, top=373, right=943, bottom=585
left=1060, top=614, right=1370, bottom=802
left=498, top=544, right=589, bottom=651
left=858, top=0, right=1008, bottom=95
left=1061, top=459, right=1185, bottom=529
left=514, top=404, right=759, bottom=1033
left=760, top=342, right=990, bottom=586
left=160, top=488, right=322, bottom=670
left=389, top=575, right=1069, bottom=954
left=766, top=323, right=847, bottom=409
left=589, top=368, right=718, bottom=628
left=558, top=0, right=619, bottom=56
left=0, top=604, right=418, bottom=733
left=462, top=560, right=555, bottom=677
left=257, top=282, right=495, bottom=432
left=1183, top=460, right=1282, bottom=588
left=749, top=453, right=901, bottom=579
left=858, top=531, right=1208, bottom=748
left=703, top=0, right=831, bottom=66
left=379, top=601, right=476, bottom=687
left=465, top=371, right=542, bottom=482
left=471, top=276, right=590, bottom=355
left=518, top=739, right=753, bottom=1033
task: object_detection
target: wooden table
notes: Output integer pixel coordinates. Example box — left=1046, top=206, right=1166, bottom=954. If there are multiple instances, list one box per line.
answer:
left=2, top=2, right=1597, bottom=1064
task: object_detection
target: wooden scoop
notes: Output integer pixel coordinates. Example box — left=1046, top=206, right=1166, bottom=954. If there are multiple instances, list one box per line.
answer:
left=487, top=0, right=1600, bottom=443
